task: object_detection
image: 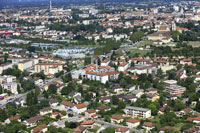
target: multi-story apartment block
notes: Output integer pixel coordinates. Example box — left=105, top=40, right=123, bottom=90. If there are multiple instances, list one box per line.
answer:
left=124, top=106, right=151, bottom=119
left=35, top=63, right=63, bottom=75
left=166, top=85, right=186, bottom=95
left=18, top=60, right=34, bottom=71
left=0, top=63, right=13, bottom=74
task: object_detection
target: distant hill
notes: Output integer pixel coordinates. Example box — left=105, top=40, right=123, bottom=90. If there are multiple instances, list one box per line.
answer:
left=0, top=0, right=183, bottom=8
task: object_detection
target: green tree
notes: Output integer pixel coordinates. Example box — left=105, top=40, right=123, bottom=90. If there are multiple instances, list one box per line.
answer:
left=111, top=95, right=119, bottom=105
left=48, top=84, right=57, bottom=94
left=130, top=31, right=144, bottom=42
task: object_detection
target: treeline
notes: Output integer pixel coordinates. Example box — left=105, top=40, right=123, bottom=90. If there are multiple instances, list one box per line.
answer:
left=49, top=23, right=104, bottom=33
left=94, top=39, right=121, bottom=55
left=149, top=44, right=200, bottom=57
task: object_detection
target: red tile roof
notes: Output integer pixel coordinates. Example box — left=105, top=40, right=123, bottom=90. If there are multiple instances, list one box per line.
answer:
left=143, top=122, right=155, bottom=127
left=111, top=115, right=123, bottom=120
left=61, top=101, right=74, bottom=107
left=126, top=118, right=140, bottom=123
left=76, top=103, right=86, bottom=109
left=115, top=127, right=129, bottom=132
left=86, top=109, right=96, bottom=114
left=81, top=120, right=95, bottom=125
left=32, top=124, right=47, bottom=133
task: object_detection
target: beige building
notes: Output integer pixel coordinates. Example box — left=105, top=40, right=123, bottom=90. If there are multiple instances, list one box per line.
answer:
left=35, top=63, right=63, bottom=75
left=18, top=60, right=34, bottom=71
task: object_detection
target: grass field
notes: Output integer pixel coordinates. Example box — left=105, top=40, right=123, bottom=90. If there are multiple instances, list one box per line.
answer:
left=135, top=40, right=153, bottom=46
left=187, top=41, right=200, bottom=47
left=129, top=48, right=152, bottom=56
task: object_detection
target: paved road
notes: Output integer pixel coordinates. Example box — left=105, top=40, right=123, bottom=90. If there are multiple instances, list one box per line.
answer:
left=94, top=120, right=144, bottom=133
left=0, top=92, right=27, bottom=109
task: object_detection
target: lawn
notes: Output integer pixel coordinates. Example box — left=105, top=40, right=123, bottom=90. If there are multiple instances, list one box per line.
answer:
left=135, top=40, right=153, bottom=46
left=187, top=41, right=200, bottom=47
left=129, top=48, right=152, bottom=56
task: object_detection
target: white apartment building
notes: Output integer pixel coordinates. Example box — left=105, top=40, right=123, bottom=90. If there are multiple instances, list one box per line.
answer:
left=124, top=106, right=151, bottom=119
left=0, top=63, right=13, bottom=74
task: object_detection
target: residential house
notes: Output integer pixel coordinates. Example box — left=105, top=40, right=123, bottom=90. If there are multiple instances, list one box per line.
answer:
left=159, top=126, right=175, bottom=133
left=176, top=69, right=187, bottom=79
left=96, top=105, right=111, bottom=112
left=111, top=115, right=123, bottom=124
left=147, top=93, right=160, bottom=102
left=126, top=118, right=140, bottom=128
left=118, top=62, right=129, bottom=72
left=126, top=85, right=136, bottom=92
left=132, top=89, right=144, bottom=98
left=5, top=115, right=21, bottom=124
left=122, top=94, right=137, bottom=103
left=115, top=127, right=130, bottom=133
left=85, top=109, right=97, bottom=118
left=100, top=96, right=111, bottom=104
left=61, top=101, right=74, bottom=110
left=81, top=120, right=95, bottom=128
left=145, top=88, right=158, bottom=94
left=49, top=98, right=58, bottom=107
left=31, top=124, right=47, bottom=133
left=40, top=107, right=52, bottom=116
left=73, top=126, right=87, bottom=133
left=50, top=112, right=67, bottom=119
left=142, top=122, right=155, bottom=132
left=72, top=103, right=87, bottom=114
left=24, top=116, right=43, bottom=127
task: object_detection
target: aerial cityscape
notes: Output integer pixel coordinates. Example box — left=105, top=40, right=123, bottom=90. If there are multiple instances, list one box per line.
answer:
left=0, top=0, right=200, bottom=132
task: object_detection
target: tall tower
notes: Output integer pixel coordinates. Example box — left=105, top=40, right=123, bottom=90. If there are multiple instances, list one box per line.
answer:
left=50, top=0, right=52, bottom=11
left=172, top=21, right=176, bottom=31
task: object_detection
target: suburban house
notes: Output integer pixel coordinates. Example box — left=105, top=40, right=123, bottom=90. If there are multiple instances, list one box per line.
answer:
left=118, top=62, right=130, bottom=72
left=49, top=98, right=58, bottom=107
left=96, top=105, right=111, bottom=112
left=61, top=101, right=75, bottom=110
left=142, top=122, right=155, bottom=132
left=31, top=124, right=47, bottom=133
left=73, top=126, right=87, bottom=133
left=85, top=109, right=97, bottom=118
left=81, top=120, right=95, bottom=128
left=147, top=93, right=160, bottom=102
left=115, top=127, right=130, bottom=133
left=132, top=89, right=144, bottom=98
left=40, top=107, right=52, bottom=116
left=72, top=103, right=87, bottom=114
left=5, top=115, right=21, bottom=124
left=111, top=115, right=123, bottom=124
left=24, top=116, right=43, bottom=127
left=126, top=118, right=140, bottom=128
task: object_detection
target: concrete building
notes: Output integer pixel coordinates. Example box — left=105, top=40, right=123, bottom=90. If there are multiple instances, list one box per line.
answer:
left=35, top=63, right=63, bottom=75
left=18, top=60, right=34, bottom=71
left=166, top=85, right=186, bottom=95
left=124, top=106, right=151, bottom=119
left=0, top=63, right=13, bottom=74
